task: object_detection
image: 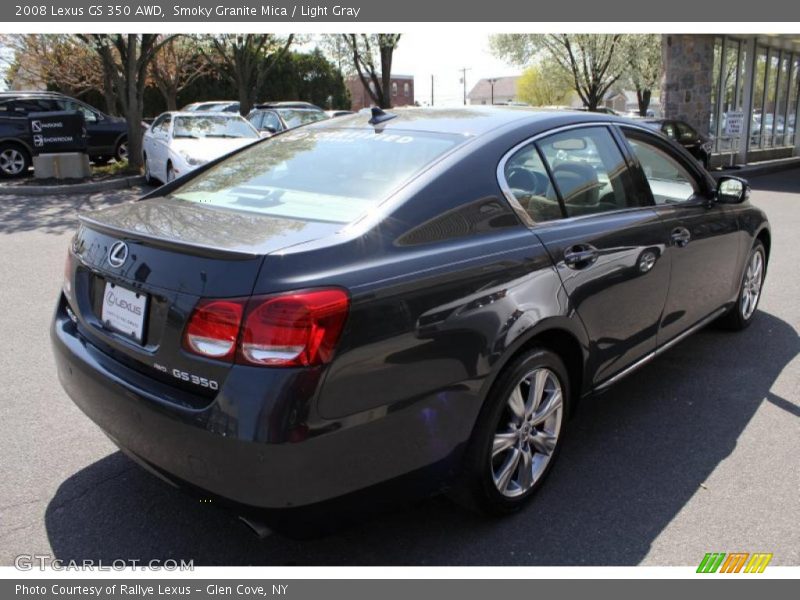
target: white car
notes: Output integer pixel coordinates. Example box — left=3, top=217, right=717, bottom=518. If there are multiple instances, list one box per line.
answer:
left=142, top=112, right=261, bottom=184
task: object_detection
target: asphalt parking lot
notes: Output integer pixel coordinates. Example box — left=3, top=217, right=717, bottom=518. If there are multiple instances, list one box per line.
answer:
left=0, top=171, right=798, bottom=566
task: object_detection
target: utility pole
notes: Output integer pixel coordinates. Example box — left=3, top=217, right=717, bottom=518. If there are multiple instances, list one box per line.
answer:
left=431, top=74, right=434, bottom=107
left=488, top=78, right=498, bottom=105
left=459, top=67, right=471, bottom=105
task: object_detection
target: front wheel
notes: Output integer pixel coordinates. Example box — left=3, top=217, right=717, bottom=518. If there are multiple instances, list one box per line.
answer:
left=452, top=348, right=569, bottom=515
left=719, top=240, right=766, bottom=330
left=0, top=143, right=31, bottom=178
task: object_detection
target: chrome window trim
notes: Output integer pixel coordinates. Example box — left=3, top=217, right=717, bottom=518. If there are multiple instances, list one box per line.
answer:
left=496, top=121, right=663, bottom=229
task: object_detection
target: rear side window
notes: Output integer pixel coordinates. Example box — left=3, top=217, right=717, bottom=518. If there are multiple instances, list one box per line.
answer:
left=502, top=144, right=563, bottom=223
left=538, top=126, right=641, bottom=217
left=169, top=128, right=463, bottom=224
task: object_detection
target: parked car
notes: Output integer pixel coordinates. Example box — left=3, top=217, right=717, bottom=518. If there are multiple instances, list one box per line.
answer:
left=53, top=108, right=769, bottom=523
left=180, top=101, right=240, bottom=113
left=641, top=118, right=713, bottom=168
left=0, top=91, right=128, bottom=177
left=247, top=102, right=328, bottom=135
left=141, top=111, right=260, bottom=184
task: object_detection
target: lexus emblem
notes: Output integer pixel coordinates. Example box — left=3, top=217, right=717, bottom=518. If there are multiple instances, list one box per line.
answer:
left=107, top=241, right=129, bottom=268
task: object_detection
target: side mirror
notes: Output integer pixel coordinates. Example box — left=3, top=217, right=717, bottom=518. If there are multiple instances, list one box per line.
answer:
left=261, top=126, right=278, bottom=134
left=259, top=131, right=272, bottom=138
left=716, top=176, right=750, bottom=204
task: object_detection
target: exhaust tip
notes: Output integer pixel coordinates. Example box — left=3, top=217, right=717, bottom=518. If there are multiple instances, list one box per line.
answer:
left=238, top=515, right=273, bottom=539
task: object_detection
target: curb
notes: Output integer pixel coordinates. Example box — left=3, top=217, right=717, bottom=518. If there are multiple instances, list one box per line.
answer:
left=0, top=175, right=146, bottom=196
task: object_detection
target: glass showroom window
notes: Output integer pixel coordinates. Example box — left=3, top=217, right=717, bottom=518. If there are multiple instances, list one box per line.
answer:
left=774, top=52, right=790, bottom=147
left=750, top=47, right=768, bottom=149
left=710, top=37, right=721, bottom=143
left=761, top=49, right=779, bottom=148
left=787, top=56, right=800, bottom=145
left=716, top=38, right=743, bottom=152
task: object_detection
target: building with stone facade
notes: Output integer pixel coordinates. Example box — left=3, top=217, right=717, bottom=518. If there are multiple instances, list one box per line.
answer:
left=661, top=34, right=800, bottom=167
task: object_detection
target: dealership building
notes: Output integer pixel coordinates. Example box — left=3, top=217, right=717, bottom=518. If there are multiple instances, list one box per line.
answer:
left=662, top=34, right=800, bottom=168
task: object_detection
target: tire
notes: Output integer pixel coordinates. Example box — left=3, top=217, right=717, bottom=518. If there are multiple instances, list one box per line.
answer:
left=452, top=348, right=570, bottom=515
left=718, top=240, right=766, bottom=331
left=115, top=138, right=128, bottom=163
left=0, top=142, right=31, bottom=178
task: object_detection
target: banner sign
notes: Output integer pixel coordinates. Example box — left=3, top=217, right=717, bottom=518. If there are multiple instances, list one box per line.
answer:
left=27, top=111, right=87, bottom=155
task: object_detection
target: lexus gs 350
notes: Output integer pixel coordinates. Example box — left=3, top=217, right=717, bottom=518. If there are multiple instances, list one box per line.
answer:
left=53, top=108, right=770, bottom=521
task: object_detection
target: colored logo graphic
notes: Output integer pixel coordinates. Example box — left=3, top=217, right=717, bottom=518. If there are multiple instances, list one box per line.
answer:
left=697, top=552, right=773, bottom=573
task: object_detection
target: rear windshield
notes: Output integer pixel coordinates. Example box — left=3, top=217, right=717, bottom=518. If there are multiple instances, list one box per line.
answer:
left=169, top=128, right=463, bottom=224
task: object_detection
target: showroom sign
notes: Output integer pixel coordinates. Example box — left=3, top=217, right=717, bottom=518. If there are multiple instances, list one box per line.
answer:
left=27, top=111, right=87, bottom=155
left=725, top=111, right=745, bottom=136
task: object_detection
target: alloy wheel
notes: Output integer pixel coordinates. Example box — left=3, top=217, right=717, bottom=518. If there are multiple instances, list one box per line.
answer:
left=117, top=141, right=128, bottom=162
left=741, top=249, right=764, bottom=320
left=491, top=367, right=563, bottom=498
left=0, top=148, right=26, bottom=176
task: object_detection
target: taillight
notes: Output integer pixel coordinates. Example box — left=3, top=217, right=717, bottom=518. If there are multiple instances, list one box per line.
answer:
left=182, top=289, right=349, bottom=367
left=183, top=299, right=245, bottom=361
left=240, top=289, right=349, bottom=367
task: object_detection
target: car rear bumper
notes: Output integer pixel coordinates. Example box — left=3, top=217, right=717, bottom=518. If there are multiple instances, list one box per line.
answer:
left=51, top=299, right=467, bottom=509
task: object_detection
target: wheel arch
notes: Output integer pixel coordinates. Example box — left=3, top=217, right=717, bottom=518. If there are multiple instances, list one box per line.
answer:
left=0, top=137, right=34, bottom=155
left=479, top=319, right=590, bottom=421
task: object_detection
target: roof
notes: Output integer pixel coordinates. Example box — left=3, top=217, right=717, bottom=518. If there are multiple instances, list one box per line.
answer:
left=303, top=106, right=634, bottom=138
left=467, top=77, right=519, bottom=100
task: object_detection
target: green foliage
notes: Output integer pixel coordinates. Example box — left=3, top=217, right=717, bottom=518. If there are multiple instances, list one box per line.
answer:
left=516, top=60, right=573, bottom=106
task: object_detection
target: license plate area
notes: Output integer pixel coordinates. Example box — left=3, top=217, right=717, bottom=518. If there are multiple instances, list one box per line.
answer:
left=100, top=281, right=148, bottom=343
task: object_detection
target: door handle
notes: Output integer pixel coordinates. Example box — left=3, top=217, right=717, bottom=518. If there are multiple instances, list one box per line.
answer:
left=671, top=227, right=691, bottom=247
left=564, top=245, right=599, bottom=269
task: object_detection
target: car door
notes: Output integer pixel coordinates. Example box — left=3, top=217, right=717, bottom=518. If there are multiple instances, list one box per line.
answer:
left=618, top=126, right=742, bottom=346
left=502, top=124, right=671, bottom=386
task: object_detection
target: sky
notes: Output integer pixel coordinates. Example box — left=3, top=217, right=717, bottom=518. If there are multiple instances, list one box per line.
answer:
left=306, top=32, right=522, bottom=107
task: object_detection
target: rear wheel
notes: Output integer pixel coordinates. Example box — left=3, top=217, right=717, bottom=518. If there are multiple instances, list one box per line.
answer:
left=453, top=348, right=569, bottom=515
left=0, top=143, right=31, bottom=178
left=719, top=240, right=766, bottom=330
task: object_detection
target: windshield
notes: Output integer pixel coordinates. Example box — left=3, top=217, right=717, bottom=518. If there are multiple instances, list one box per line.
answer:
left=173, top=116, right=258, bottom=139
left=276, top=108, right=328, bottom=128
left=169, top=127, right=463, bottom=224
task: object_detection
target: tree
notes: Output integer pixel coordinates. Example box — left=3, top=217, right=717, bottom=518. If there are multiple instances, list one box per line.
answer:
left=341, top=34, right=401, bottom=109
left=199, top=34, right=295, bottom=116
left=317, top=34, right=353, bottom=76
left=0, top=34, right=103, bottom=98
left=622, top=35, right=662, bottom=116
left=516, top=59, right=573, bottom=106
left=80, top=34, right=175, bottom=170
left=491, top=34, right=625, bottom=111
left=149, top=36, right=212, bottom=111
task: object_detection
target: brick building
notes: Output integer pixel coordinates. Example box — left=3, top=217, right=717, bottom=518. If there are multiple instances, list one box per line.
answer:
left=345, top=74, right=415, bottom=110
